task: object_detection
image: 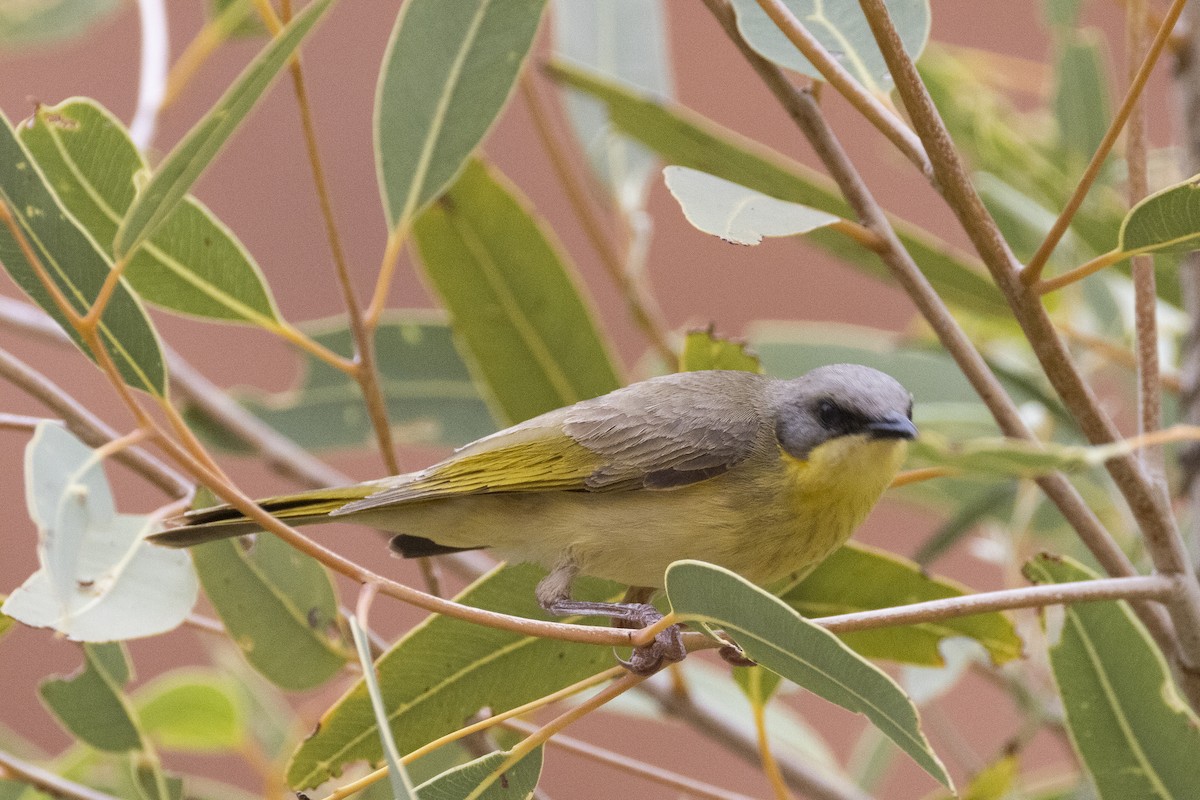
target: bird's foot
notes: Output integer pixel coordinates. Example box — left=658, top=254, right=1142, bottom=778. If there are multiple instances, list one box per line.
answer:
left=613, top=603, right=687, bottom=676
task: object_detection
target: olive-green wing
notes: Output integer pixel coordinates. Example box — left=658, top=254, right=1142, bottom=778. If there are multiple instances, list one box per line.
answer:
left=336, top=371, right=768, bottom=515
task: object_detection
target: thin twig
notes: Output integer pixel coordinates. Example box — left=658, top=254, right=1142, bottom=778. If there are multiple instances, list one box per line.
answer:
left=1056, top=323, right=1182, bottom=393
left=521, top=70, right=676, bottom=365
left=1125, top=0, right=1166, bottom=484
left=1020, top=0, right=1190, bottom=284
left=856, top=0, right=1200, bottom=704
left=499, top=718, right=764, bottom=800
left=814, top=575, right=1176, bottom=633
left=751, top=0, right=931, bottom=177
left=0, top=749, right=121, bottom=800
left=0, top=346, right=189, bottom=497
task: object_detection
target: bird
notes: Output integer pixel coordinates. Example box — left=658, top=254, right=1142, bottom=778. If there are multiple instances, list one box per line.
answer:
left=151, top=365, right=916, bottom=673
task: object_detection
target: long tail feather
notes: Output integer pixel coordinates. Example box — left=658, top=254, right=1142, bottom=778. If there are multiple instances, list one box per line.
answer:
left=149, top=487, right=374, bottom=548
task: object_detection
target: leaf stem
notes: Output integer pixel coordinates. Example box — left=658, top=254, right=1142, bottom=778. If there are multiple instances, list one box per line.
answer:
left=749, top=676, right=794, bottom=800
left=1019, top=0, right=1189, bottom=285
left=1035, top=249, right=1127, bottom=294
left=520, top=70, right=676, bottom=365
left=751, top=0, right=931, bottom=177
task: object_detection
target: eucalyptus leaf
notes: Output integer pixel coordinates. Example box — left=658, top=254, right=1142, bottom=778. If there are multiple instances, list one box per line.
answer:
left=20, top=99, right=281, bottom=325
left=910, top=430, right=1132, bottom=477
left=546, top=61, right=1007, bottom=317
left=728, top=0, right=930, bottom=93
left=415, top=747, right=543, bottom=800
left=40, top=643, right=143, bottom=753
left=191, top=533, right=347, bottom=691
left=114, top=0, right=338, bottom=258
left=1025, top=554, right=1200, bottom=800
left=664, top=166, right=839, bottom=245
left=0, top=0, right=120, bottom=48
left=286, top=564, right=617, bottom=791
left=376, top=0, right=546, bottom=228
left=782, top=542, right=1022, bottom=665
left=1118, top=173, right=1200, bottom=258
left=666, top=560, right=953, bottom=790
left=552, top=0, right=672, bottom=213
left=348, top=615, right=416, bottom=799
left=208, top=0, right=265, bottom=38
left=413, top=159, right=620, bottom=424
left=0, top=108, right=166, bottom=395
left=3, top=424, right=197, bottom=641
left=136, top=671, right=245, bottom=753
left=189, top=313, right=497, bottom=452
left=1053, top=32, right=1111, bottom=164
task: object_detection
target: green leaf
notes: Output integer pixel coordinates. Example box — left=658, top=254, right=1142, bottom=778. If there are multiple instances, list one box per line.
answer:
left=552, top=0, right=672, bottom=213
left=189, top=313, right=497, bottom=452
left=20, top=99, right=282, bottom=325
left=208, top=0, right=266, bottom=38
left=663, top=166, right=839, bottom=245
left=666, top=560, right=952, bottom=790
left=136, top=671, right=245, bottom=752
left=680, top=328, right=763, bottom=373
left=1053, top=33, right=1111, bottom=164
left=40, top=643, right=143, bottom=752
left=375, top=0, right=547, bottom=228
left=782, top=542, right=1023, bottom=665
left=910, top=430, right=1135, bottom=477
left=114, top=0, right=338, bottom=258
left=412, top=159, right=620, bottom=424
left=285, top=563, right=617, bottom=791
left=348, top=616, right=416, bottom=799
left=1118, top=173, right=1200, bottom=257
left=416, top=747, right=543, bottom=800
left=546, top=61, right=1007, bottom=317
left=3, top=423, right=198, bottom=640
left=191, top=534, right=348, bottom=691
left=728, top=0, right=930, bottom=93
left=1025, top=554, right=1200, bottom=800
left=733, top=665, right=783, bottom=708
left=0, top=0, right=120, bottom=48
left=0, top=108, right=166, bottom=395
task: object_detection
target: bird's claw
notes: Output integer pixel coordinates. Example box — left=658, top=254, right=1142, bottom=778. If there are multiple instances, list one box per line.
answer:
left=614, top=603, right=686, bottom=676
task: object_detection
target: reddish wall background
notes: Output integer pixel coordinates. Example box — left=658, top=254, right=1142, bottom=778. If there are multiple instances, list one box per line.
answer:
left=0, top=2, right=1176, bottom=797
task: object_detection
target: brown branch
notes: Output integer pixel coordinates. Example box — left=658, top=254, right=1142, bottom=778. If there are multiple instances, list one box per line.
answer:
left=855, top=0, right=1200, bottom=705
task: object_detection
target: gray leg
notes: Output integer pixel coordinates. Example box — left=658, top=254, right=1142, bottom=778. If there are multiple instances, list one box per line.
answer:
left=536, top=560, right=686, bottom=675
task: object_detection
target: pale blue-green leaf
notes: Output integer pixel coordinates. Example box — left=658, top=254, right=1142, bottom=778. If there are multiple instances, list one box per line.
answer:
left=188, top=313, right=497, bottom=452
left=285, top=564, right=616, bottom=790
left=114, top=0, right=337, bottom=258
left=976, top=171, right=1086, bottom=267
left=910, top=430, right=1135, bottom=478
left=664, top=166, right=839, bottom=245
left=191, top=533, right=348, bottom=691
left=1054, top=33, right=1111, bottom=164
left=666, top=560, right=952, bottom=789
left=412, top=159, right=620, bottom=424
left=0, top=109, right=166, bottom=395
left=1118, top=174, right=1200, bottom=257
left=20, top=99, right=281, bottom=325
left=546, top=61, right=1007, bottom=317
left=728, top=0, right=930, bottom=93
left=0, top=0, right=120, bottom=48
left=1025, top=554, right=1200, bottom=800
left=3, top=424, right=197, bottom=641
left=136, top=671, right=245, bottom=753
left=348, top=615, right=416, bottom=799
left=552, top=0, right=672, bottom=212
left=375, top=0, right=546, bottom=228
left=416, top=747, right=543, bottom=800
left=39, top=642, right=143, bottom=752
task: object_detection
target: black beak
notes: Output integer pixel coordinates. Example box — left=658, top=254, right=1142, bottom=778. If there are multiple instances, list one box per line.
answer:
left=866, top=414, right=918, bottom=441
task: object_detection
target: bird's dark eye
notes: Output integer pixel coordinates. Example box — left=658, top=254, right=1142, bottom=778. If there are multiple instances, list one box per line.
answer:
left=816, top=399, right=848, bottom=430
